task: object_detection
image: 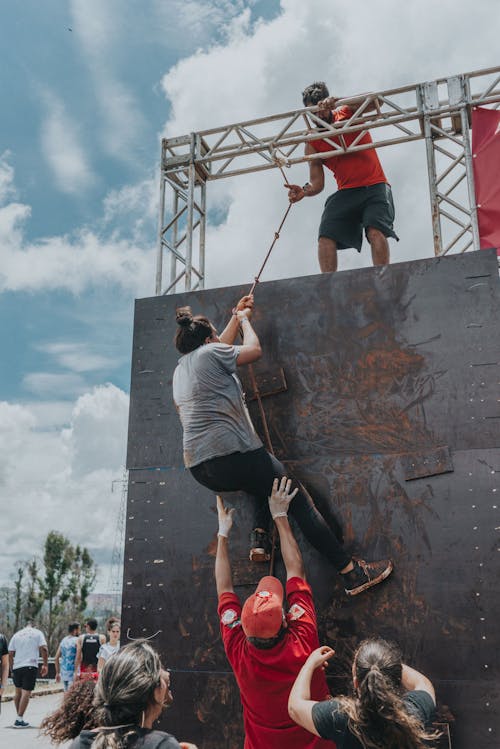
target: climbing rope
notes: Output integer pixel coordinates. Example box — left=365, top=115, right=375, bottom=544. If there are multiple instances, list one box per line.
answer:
left=247, top=144, right=294, bottom=296
left=244, top=148, right=296, bottom=572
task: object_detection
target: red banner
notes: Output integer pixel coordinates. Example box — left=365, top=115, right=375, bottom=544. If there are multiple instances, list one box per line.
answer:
left=472, top=107, right=500, bottom=254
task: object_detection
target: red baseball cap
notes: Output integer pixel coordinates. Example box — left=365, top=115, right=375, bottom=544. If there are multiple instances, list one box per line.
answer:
left=241, top=576, right=284, bottom=639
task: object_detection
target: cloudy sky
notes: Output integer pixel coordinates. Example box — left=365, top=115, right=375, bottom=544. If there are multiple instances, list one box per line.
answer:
left=0, top=0, right=498, bottom=591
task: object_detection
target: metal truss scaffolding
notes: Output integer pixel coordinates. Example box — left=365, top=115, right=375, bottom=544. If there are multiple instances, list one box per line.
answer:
left=156, top=66, right=500, bottom=295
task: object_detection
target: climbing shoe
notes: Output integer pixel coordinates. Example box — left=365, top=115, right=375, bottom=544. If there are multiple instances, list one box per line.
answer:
left=342, top=558, right=393, bottom=596
left=249, top=528, right=271, bottom=562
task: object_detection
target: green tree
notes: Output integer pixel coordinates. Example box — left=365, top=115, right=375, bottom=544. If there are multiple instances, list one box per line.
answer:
left=3, top=532, right=98, bottom=652
left=67, top=545, right=97, bottom=615
left=25, top=559, right=44, bottom=622
left=13, top=563, right=25, bottom=631
left=38, top=531, right=74, bottom=647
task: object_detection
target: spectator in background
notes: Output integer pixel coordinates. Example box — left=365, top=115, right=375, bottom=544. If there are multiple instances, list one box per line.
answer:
left=97, top=620, right=120, bottom=672
left=0, top=630, right=9, bottom=703
left=55, top=622, right=81, bottom=691
left=74, top=619, right=105, bottom=681
left=41, top=679, right=97, bottom=743
left=8, top=619, right=48, bottom=728
left=69, top=640, right=197, bottom=749
left=105, top=616, right=120, bottom=632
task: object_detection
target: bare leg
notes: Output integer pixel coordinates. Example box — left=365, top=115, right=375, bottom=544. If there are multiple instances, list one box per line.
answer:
left=367, top=227, right=390, bottom=266
left=14, top=687, right=21, bottom=714
left=318, top=236, right=338, bottom=273
left=18, top=689, right=31, bottom=717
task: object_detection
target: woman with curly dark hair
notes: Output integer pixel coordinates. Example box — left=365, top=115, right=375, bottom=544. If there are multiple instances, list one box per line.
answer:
left=40, top=679, right=96, bottom=743
left=67, top=640, right=196, bottom=749
left=289, top=638, right=439, bottom=749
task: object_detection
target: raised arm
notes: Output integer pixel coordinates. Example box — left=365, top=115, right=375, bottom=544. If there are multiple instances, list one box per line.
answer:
left=268, top=477, right=304, bottom=580
left=401, top=663, right=436, bottom=704
left=286, top=143, right=325, bottom=203
left=218, top=295, right=262, bottom=365
left=288, top=646, right=336, bottom=734
left=219, top=295, right=254, bottom=345
left=215, top=496, right=235, bottom=596
left=318, top=93, right=380, bottom=114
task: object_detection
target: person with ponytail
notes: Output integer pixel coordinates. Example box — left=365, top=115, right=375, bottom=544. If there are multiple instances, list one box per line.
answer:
left=173, top=296, right=393, bottom=596
left=288, top=638, right=439, bottom=749
left=68, top=640, right=197, bottom=749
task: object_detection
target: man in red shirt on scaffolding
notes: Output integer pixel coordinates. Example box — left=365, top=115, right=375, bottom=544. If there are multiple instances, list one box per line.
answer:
left=287, top=81, right=398, bottom=273
left=215, top=478, right=333, bottom=749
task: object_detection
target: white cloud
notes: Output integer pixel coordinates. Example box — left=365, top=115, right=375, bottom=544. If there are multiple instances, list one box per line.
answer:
left=0, top=152, right=17, bottom=203
left=0, top=154, right=154, bottom=295
left=151, top=0, right=251, bottom=51
left=39, top=89, right=95, bottom=194
left=69, top=0, right=147, bottom=162
left=36, top=342, right=120, bottom=373
left=0, top=385, right=129, bottom=588
left=62, top=384, right=129, bottom=476
left=22, top=372, right=88, bottom=398
left=102, top=175, right=158, bottom=243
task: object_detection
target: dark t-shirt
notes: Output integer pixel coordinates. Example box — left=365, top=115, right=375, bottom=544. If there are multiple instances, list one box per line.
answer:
left=69, top=728, right=182, bottom=749
left=0, top=634, right=8, bottom=658
left=312, top=690, right=435, bottom=748
left=81, top=634, right=101, bottom=667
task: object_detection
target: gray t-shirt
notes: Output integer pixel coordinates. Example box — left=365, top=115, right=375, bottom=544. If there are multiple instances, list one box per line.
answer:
left=173, top=343, right=262, bottom=467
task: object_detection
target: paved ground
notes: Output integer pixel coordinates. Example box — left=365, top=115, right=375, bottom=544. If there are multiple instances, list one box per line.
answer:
left=0, top=693, right=72, bottom=748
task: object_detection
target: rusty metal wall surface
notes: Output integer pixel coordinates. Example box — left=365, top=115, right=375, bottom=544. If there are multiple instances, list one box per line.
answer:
left=123, top=250, right=500, bottom=749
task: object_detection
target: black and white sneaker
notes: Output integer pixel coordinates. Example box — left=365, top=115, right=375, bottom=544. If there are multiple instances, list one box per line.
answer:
left=14, top=719, right=30, bottom=728
left=342, top=558, right=393, bottom=596
left=249, top=528, right=271, bottom=562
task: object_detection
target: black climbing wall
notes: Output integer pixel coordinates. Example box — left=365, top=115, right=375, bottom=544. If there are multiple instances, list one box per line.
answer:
left=123, top=249, right=500, bottom=749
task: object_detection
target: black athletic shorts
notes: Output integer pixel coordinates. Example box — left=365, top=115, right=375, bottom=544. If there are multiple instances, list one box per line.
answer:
left=12, top=666, right=38, bottom=691
left=318, top=182, right=399, bottom=251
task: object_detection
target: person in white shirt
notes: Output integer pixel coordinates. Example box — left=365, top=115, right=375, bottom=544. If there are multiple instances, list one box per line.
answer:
left=97, top=620, right=120, bottom=672
left=8, top=619, right=48, bottom=728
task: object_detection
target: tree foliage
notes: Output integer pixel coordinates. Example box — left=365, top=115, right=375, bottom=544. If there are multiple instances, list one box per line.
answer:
left=0, top=531, right=97, bottom=651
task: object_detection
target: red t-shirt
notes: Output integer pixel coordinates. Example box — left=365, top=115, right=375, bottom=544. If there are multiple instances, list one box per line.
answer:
left=218, top=577, right=333, bottom=749
left=310, top=105, right=387, bottom=190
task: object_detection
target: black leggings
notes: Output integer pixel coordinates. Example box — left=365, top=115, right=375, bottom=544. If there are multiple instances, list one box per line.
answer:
left=190, top=447, right=351, bottom=572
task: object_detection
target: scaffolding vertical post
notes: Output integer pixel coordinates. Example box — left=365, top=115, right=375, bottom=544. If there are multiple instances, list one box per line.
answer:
left=155, top=148, right=167, bottom=295
left=419, top=82, right=443, bottom=256
left=199, top=179, right=206, bottom=290
left=459, top=80, right=480, bottom=251
left=170, top=189, right=179, bottom=290
left=184, top=134, right=196, bottom=290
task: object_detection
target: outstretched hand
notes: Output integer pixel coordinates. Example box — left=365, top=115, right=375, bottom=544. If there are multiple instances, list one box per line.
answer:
left=269, top=476, right=299, bottom=519
left=234, top=294, right=254, bottom=320
left=217, top=495, right=235, bottom=538
left=285, top=183, right=305, bottom=203
left=305, top=645, right=335, bottom=672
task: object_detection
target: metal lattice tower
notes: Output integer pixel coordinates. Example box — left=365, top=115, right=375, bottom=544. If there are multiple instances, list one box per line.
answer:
left=156, top=65, right=500, bottom=295
left=107, top=470, right=128, bottom=598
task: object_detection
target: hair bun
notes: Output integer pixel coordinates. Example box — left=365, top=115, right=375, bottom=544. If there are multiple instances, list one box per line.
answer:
left=176, top=306, right=193, bottom=328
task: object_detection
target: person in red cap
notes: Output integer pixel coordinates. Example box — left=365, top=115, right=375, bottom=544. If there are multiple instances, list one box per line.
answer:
left=215, top=477, right=333, bottom=749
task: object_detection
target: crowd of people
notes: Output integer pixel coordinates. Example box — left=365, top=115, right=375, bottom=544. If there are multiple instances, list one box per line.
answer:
left=0, top=89, right=438, bottom=748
